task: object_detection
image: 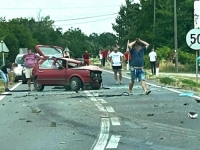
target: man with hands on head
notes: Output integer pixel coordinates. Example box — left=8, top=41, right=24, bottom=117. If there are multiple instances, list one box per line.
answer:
left=128, top=38, right=151, bottom=95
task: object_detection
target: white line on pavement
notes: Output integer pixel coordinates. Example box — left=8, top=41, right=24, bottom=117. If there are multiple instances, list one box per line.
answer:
left=103, top=69, right=200, bottom=99
left=106, top=135, right=121, bottom=149
left=110, top=117, right=121, bottom=126
left=0, top=82, right=22, bottom=101
left=95, top=101, right=107, bottom=113
left=93, top=118, right=110, bottom=150
left=106, top=106, right=115, bottom=113
left=98, top=98, right=107, bottom=104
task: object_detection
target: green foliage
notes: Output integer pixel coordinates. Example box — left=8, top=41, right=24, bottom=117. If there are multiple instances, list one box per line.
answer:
left=181, top=79, right=198, bottom=87
left=159, top=77, right=175, bottom=85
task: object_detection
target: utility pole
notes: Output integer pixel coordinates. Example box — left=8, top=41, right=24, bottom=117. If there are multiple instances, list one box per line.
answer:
left=174, top=0, right=178, bottom=73
left=153, top=0, right=156, bottom=49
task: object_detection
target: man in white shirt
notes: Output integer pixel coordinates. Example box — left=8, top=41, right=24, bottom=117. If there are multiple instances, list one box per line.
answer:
left=108, top=46, right=124, bottom=84
left=149, top=49, right=157, bottom=75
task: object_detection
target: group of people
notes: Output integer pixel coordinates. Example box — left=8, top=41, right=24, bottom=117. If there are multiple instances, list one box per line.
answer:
left=0, top=49, right=40, bottom=92
left=107, top=38, right=158, bottom=95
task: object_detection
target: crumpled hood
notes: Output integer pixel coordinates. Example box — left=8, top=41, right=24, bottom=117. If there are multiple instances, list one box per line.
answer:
left=71, top=65, right=102, bottom=71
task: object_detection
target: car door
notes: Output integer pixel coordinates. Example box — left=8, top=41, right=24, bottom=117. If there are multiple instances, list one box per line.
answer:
left=37, top=59, right=66, bottom=85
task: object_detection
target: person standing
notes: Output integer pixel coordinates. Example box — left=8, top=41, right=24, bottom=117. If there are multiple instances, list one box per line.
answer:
left=99, top=50, right=103, bottom=67
left=64, top=50, right=70, bottom=58
left=101, top=49, right=108, bottom=67
left=82, top=51, right=90, bottom=66
left=149, top=49, right=157, bottom=75
left=0, top=63, right=17, bottom=92
left=128, top=38, right=151, bottom=95
left=108, top=46, right=124, bottom=84
left=22, top=49, right=40, bottom=91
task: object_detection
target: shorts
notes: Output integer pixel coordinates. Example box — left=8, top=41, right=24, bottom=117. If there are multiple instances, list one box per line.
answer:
left=84, top=59, right=90, bottom=66
left=112, top=66, right=122, bottom=72
left=130, top=67, right=145, bottom=82
left=25, top=68, right=33, bottom=79
left=0, top=70, right=9, bottom=83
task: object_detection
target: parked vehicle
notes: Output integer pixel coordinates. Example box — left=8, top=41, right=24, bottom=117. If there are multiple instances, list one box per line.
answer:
left=32, top=45, right=102, bottom=91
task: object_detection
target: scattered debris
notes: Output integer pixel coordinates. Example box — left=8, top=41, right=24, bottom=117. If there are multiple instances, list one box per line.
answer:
left=19, top=118, right=26, bottom=120
left=159, top=137, right=164, bottom=140
left=147, top=114, right=154, bottom=116
left=74, top=139, right=83, bottom=141
left=195, top=99, right=200, bottom=103
left=15, top=111, right=18, bottom=113
left=60, top=142, right=66, bottom=144
left=188, top=112, right=198, bottom=119
left=35, top=97, right=38, bottom=99
left=165, top=111, right=174, bottom=113
left=180, top=121, right=184, bottom=124
left=183, top=103, right=189, bottom=106
left=154, top=105, right=158, bottom=107
left=179, top=92, right=194, bottom=97
left=26, top=120, right=32, bottom=122
left=32, top=109, right=41, bottom=113
left=141, top=127, right=147, bottom=129
left=51, top=122, right=56, bottom=127
left=2, top=104, right=5, bottom=106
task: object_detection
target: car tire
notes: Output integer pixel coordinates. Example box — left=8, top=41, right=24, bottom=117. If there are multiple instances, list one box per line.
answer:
left=64, top=85, right=71, bottom=91
left=70, top=77, right=81, bottom=91
left=33, top=77, right=44, bottom=91
left=14, top=77, right=19, bottom=82
left=22, top=74, right=27, bottom=84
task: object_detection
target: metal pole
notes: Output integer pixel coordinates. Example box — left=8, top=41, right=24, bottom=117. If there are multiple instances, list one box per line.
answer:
left=196, top=51, right=198, bottom=83
left=153, top=0, right=156, bottom=49
left=174, top=0, right=178, bottom=73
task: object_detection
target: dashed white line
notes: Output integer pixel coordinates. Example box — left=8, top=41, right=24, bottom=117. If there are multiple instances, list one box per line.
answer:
left=92, top=118, right=110, bottom=150
left=106, top=106, right=115, bottom=113
left=106, top=135, right=121, bottom=149
left=95, top=102, right=107, bottom=113
left=110, top=117, right=121, bottom=126
left=98, top=98, right=107, bottom=104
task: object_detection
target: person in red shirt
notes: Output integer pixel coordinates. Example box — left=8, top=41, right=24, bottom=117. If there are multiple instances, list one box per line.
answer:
left=124, top=49, right=131, bottom=64
left=82, top=51, right=90, bottom=66
left=101, top=49, right=108, bottom=67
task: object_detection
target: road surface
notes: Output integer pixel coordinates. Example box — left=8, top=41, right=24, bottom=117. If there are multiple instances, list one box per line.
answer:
left=0, top=70, right=200, bottom=150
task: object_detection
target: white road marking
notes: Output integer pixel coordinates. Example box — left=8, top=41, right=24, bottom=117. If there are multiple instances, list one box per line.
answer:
left=106, top=106, right=115, bottom=113
left=103, top=69, right=200, bottom=99
left=98, top=98, right=107, bottom=104
left=110, top=117, right=121, bottom=126
left=106, top=135, right=121, bottom=149
left=90, top=97, right=98, bottom=102
left=92, top=118, right=110, bottom=150
left=0, top=82, right=22, bottom=101
left=95, top=102, right=107, bottom=113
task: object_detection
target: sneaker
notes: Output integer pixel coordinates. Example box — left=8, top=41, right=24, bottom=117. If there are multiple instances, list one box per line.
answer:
left=129, top=91, right=133, bottom=95
left=120, top=81, right=123, bottom=84
left=145, top=90, right=151, bottom=95
left=115, top=81, right=118, bottom=85
left=5, top=88, right=11, bottom=92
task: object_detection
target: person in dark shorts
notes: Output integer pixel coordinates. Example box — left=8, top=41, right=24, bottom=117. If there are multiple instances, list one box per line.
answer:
left=128, top=38, right=151, bottom=95
left=108, top=46, right=124, bottom=84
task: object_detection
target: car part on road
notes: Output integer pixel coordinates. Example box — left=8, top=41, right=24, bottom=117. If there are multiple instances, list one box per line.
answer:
left=188, top=112, right=198, bottom=119
left=70, top=77, right=81, bottom=91
left=33, top=77, right=44, bottom=91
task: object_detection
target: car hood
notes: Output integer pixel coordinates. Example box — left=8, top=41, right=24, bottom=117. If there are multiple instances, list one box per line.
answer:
left=71, top=65, right=102, bottom=71
left=35, top=45, right=64, bottom=57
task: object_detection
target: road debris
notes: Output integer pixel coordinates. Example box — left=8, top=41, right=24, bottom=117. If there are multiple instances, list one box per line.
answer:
left=147, top=114, right=154, bottom=116
left=179, top=92, right=194, bottom=97
left=26, top=120, right=32, bottom=122
left=183, top=103, right=189, bottom=106
left=188, top=112, right=198, bottom=119
left=195, top=99, right=200, bottom=103
left=51, top=122, right=56, bottom=127
left=60, top=142, right=66, bottom=144
left=19, top=118, right=26, bottom=120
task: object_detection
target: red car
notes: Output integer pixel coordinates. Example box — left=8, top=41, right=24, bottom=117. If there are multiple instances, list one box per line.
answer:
left=32, top=45, right=102, bottom=91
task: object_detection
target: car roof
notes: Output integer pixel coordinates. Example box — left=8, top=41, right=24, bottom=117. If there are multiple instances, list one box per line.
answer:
left=58, top=58, right=81, bottom=63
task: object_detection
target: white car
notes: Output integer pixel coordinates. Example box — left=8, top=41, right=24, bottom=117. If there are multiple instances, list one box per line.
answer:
left=14, top=54, right=24, bottom=82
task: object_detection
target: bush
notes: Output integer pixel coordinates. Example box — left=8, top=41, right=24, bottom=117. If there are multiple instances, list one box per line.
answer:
left=159, top=77, right=175, bottom=85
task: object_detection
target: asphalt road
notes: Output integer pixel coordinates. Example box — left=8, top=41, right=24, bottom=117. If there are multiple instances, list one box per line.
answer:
left=0, top=70, right=200, bottom=150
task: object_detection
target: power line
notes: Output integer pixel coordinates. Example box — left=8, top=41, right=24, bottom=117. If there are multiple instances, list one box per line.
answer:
left=54, top=13, right=117, bottom=22
left=0, top=5, right=119, bottom=10
left=55, top=17, right=115, bottom=26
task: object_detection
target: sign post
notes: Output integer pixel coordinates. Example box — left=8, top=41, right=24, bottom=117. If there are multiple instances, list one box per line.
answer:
left=0, top=40, right=9, bottom=66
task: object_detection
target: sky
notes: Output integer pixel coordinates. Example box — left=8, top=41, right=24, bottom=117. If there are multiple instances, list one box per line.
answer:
left=0, top=0, right=140, bottom=36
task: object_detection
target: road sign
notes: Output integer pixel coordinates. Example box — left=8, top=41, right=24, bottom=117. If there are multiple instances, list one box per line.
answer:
left=186, top=28, right=200, bottom=50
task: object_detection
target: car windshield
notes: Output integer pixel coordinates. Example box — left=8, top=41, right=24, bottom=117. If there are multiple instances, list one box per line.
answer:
left=68, top=62, right=79, bottom=68
left=39, top=47, right=63, bottom=57
left=16, top=57, right=23, bottom=64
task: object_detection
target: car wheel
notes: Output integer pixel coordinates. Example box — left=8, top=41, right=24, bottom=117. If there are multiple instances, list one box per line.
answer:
left=22, top=74, right=27, bottom=84
left=70, top=77, right=81, bottom=91
left=64, top=85, right=71, bottom=91
left=14, top=77, right=19, bottom=82
left=33, top=77, right=44, bottom=91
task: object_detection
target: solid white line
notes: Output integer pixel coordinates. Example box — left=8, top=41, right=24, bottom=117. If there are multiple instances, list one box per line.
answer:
left=93, top=118, right=110, bottom=150
left=106, top=106, right=115, bottom=113
left=106, top=135, right=121, bottom=149
left=0, top=82, right=22, bottom=101
left=95, top=102, right=107, bottom=112
left=110, top=117, right=121, bottom=126
left=90, top=97, right=98, bottom=102
left=103, top=69, right=200, bottom=99
left=98, top=98, right=107, bottom=104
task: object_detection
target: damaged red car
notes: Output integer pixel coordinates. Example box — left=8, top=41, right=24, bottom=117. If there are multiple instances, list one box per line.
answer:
left=32, top=45, right=102, bottom=91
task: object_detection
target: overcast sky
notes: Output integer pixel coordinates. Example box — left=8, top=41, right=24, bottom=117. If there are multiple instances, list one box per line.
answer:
left=0, top=0, right=141, bottom=35
left=0, top=0, right=199, bottom=35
